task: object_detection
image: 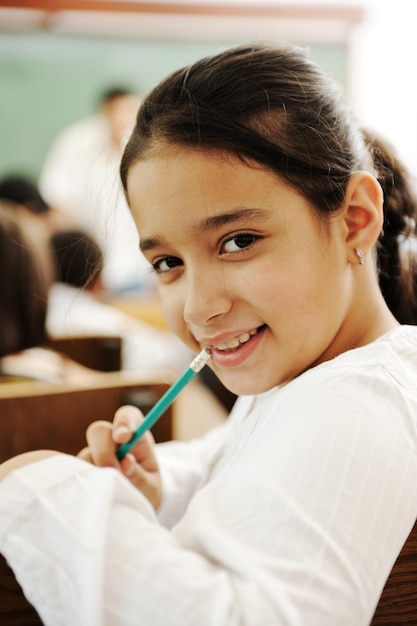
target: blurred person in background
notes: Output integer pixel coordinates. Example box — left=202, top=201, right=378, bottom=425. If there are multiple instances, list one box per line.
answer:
left=0, top=202, right=94, bottom=383
left=47, top=228, right=193, bottom=374
left=0, top=173, right=69, bottom=237
left=39, top=87, right=151, bottom=295
left=0, top=175, right=58, bottom=304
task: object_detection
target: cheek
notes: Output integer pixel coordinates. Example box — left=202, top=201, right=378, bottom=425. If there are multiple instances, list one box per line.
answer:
left=249, top=255, right=328, bottom=319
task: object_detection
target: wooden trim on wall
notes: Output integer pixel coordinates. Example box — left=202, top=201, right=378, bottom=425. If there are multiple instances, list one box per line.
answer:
left=0, top=2, right=364, bottom=23
left=0, top=2, right=364, bottom=44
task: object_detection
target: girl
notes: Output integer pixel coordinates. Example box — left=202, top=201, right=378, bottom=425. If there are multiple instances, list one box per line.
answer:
left=1, top=42, right=417, bottom=626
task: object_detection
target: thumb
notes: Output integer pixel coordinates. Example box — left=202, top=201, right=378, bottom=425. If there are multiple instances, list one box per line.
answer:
left=119, top=452, right=162, bottom=509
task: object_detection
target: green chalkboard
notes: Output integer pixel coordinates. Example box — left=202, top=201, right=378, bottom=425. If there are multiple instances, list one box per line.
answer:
left=0, top=30, right=346, bottom=181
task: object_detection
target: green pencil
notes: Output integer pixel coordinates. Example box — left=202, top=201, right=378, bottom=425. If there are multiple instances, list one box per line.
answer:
left=116, top=348, right=212, bottom=460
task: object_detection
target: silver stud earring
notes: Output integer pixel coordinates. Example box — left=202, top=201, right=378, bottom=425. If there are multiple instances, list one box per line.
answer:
left=355, top=247, right=366, bottom=265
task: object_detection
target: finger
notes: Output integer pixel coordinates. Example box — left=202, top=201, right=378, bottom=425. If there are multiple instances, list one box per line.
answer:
left=111, top=405, right=158, bottom=470
left=112, top=402, right=158, bottom=467
left=112, top=405, right=144, bottom=443
left=127, top=430, right=159, bottom=472
left=77, top=447, right=93, bottom=463
left=119, top=453, right=137, bottom=478
left=85, top=420, right=119, bottom=468
left=119, top=453, right=161, bottom=507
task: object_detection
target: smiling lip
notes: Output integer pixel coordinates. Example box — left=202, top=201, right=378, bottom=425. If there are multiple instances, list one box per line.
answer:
left=202, top=325, right=266, bottom=368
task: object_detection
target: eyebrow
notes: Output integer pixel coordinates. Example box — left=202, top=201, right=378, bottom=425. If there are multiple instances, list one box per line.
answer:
left=139, top=207, right=269, bottom=253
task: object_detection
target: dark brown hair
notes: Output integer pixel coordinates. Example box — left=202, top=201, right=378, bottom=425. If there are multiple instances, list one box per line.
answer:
left=120, top=42, right=416, bottom=322
left=362, top=128, right=417, bottom=323
left=0, top=203, right=50, bottom=357
left=50, top=229, right=103, bottom=290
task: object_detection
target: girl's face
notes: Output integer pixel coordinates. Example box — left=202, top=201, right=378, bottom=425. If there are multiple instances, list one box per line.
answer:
left=127, top=147, right=357, bottom=395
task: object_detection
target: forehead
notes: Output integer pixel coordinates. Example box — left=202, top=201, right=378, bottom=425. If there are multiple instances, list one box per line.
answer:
left=126, top=148, right=326, bottom=254
left=126, top=147, right=293, bottom=230
left=127, top=146, right=261, bottom=195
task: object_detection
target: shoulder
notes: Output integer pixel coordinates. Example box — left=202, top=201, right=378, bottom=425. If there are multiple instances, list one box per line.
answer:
left=303, top=325, right=417, bottom=393
left=253, top=327, right=417, bottom=440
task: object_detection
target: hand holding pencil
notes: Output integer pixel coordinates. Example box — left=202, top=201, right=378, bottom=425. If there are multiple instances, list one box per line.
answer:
left=116, top=348, right=212, bottom=460
left=78, top=348, right=212, bottom=508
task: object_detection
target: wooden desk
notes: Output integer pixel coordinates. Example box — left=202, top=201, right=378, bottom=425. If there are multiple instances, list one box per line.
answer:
left=0, top=370, right=176, bottom=462
left=108, top=295, right=168, bottom=329
left=44, top=335, right=122, bottom=372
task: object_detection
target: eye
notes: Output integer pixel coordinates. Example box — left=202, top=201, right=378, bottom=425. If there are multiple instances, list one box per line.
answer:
left=152, top=256, right=183, bottom=273
left=221, top=233, right=258, bottom=254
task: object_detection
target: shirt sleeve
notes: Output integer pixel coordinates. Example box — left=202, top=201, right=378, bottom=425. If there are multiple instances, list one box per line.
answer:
left=0, top=455, right=265, bottom=626
left=156, top=418, right=231, bottom=528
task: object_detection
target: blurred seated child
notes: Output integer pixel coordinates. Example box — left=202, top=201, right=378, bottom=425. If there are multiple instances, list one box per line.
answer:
left=0, top=202, right=96, bottom=383
left=47, top=228, right=193, bottom=374
left=0, top=173, right=70, bottom=236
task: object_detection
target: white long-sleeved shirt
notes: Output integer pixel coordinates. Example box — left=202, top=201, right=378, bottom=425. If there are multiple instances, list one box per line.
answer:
left=1, top=325, right=417, bottom=625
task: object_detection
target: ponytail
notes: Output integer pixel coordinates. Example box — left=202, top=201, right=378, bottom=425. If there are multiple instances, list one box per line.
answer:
left=362, top=128, right=417, bottom=324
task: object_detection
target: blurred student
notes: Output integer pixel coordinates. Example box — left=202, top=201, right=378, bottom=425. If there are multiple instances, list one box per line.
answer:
left=0, top=173, right=68, bottom=232
left=0, top=174, right=69, bottom=301
left=39, top=87, right=150, bottom=294
left=0, top=173, right=69, bottom=240
left=0, top=174, right=49, bottom=217
left=47, top=228, right=193, bottom=374
left=0, top=202, right=94, bottom=383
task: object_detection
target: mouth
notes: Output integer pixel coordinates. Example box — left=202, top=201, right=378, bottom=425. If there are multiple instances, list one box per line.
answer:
left=210, top=325, right=266, bottom=352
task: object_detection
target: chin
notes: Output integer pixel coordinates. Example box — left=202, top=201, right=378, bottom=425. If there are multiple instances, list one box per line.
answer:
left=218, top=374, right=279, bottom=397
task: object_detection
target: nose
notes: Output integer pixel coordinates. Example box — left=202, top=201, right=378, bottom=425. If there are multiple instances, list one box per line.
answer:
left=183, top=263, right=232, bottom=326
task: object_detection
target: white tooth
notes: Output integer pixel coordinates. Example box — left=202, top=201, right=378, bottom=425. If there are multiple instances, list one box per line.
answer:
left=214, top=328, right=259, bottom=351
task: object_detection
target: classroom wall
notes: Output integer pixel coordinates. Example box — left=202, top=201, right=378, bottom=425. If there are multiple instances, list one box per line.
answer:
left=350, top=0, right=417, bottom=177
left=0, top=29, right=346, bottom=182
left=2, top=0, right=417, bottom=183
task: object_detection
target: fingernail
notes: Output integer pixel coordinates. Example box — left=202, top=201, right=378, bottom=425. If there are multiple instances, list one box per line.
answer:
left=114, top=425, right=130, bottom=437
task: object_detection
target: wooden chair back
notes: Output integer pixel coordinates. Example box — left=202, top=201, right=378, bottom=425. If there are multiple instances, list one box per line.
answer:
left=0, top=371, right=174, bottom=462
left=44, top=335, right=122, bottom=372
left=370, top=517, right=417, bottom=624
left=0, top=556, right=43, bottom=625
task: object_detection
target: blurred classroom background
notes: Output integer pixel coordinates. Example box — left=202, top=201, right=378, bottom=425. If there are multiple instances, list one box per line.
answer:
left=1, top=0, right=417, bottom=182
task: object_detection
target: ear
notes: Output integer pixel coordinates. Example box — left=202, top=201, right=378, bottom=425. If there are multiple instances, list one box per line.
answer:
left=343, top=171, right=383, bottom=264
